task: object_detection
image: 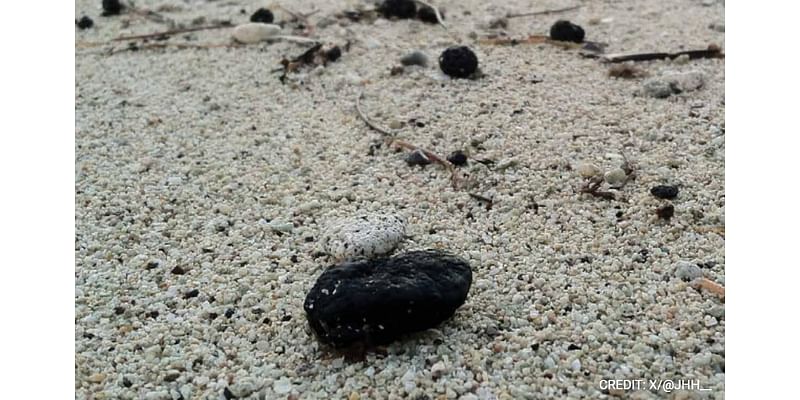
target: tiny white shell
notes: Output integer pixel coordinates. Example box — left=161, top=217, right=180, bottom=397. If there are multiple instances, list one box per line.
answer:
left=321, top=213, right=407, bottom=260
left=232, top=23, right=281, bottom=44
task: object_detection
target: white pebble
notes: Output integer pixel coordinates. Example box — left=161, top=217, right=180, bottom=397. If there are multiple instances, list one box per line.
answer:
left=571, top=359, right=582, bottom=372
left=604, top=168, right=627, bottom=185
left=273, top=377, right=293, bottom=394
left=321, top=213, right=406, bottom=260
left=576, top=163, right=602, bottom=178
left=675, top=261, right=703, bottom=281
left=232, top=23, right=281, bottom=44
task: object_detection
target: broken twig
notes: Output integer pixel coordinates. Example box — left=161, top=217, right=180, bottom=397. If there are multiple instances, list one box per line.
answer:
left=355, top=91, right=394, bottom=137
left=112, top=24, right=232, bottom=42
left=506, top=5, right=581, bottom=19
left=692, top=277, right=725, bottom=298
left=414, top=1, right=448, bottom=31
left=601, top=45, right=724, bottom=63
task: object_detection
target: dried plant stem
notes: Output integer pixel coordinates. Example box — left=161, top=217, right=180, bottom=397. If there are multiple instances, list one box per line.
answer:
left=602, top=46, right=724, bottom=63
left=693, top=277, right=725, bottom=298
left=112, top=24, right=232, bottom=42
left=414, top=1, right=448, bottom=31
left=355, top=91, right=462, bottom=188
left=506, top=5, right=581, bottom=19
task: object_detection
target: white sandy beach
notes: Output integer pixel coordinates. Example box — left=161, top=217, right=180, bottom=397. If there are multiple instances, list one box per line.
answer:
left=75, top=0, right=725, bottom=398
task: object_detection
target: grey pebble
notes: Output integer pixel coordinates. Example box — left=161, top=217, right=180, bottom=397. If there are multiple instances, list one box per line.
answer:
left=675, top=261, right=703, bottom=281
left=401, top=51, right=429, bottom=67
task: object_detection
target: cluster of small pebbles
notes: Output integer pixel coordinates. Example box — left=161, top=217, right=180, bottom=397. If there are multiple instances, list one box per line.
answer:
left=75, top=0, right=725, bottom=398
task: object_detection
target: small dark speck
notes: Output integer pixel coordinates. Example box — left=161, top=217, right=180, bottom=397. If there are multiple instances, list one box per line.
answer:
left=147, top=311, right=159, bottom=318
left=122, top=377, right=132, bottom=388
left=263, top=317, right=272, bottom=324
left=225, top=308, right=235, bottom=318
left=415, top=121, right=426, bottom=128
left=208, top=313, right=219, bottom=320
left=531, top=343, right=540, bottom=351
left=304, top=236, right=315, bottom=242
left=183, top=289, right=200, bottom=299
left=290, top=255, right=299, bottom=263
left=145, top=261, right=159, bottom=270
left=281, top=315, right=292, bottom=322
left=223, top=387, right=235, bottom=400
left=171, top=266, right=186, bottom=275
left=114, top=306, right=125, bottom=315
left=567, top=343, right=581, bottom=350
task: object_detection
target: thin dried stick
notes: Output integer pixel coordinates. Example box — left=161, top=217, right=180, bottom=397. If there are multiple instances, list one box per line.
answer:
left=112, top=24, right=232, bottom=42
left=105, top=42, right=240, bottom=55
left=479, top=35, right=583, bottom=49
left=693, top=277, right=725, bottom=298
left=355, top=91, right=394, bottom=137
left=602, top=45, right=724, bottom=63
left=275, top=5, right=319, bottom=36
left=414, top=1, right=448, bottom=31
left=506, top=5, right=581, bottom=19
left=355, top=91, right=462, bottom=188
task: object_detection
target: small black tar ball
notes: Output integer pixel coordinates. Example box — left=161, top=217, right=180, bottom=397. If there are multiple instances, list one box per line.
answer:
left=447, top=150, right=468, bottom=167
left=439, top=46, right=478, bottom=79
left=650, top=185, right=679, bottom=199
left=102, top=0, right=124, bottom=16
left=325, top=46, right=342, bottom=63
left=417, top=5, right=441, bottom=24
left=379, top=0, right=417, bottom=19
left=250, top=8, right=274, bottom=24
left=656, top=204, right=675, bottom=220
left=406, top=149, right=432, bottom=166
left=76, top=16, right=94, bottom=29
left=549, top=20, right=585, bottom=43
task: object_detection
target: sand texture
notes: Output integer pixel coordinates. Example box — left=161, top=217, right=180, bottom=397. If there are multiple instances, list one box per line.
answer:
left=76, top=0, right=725, bottom=398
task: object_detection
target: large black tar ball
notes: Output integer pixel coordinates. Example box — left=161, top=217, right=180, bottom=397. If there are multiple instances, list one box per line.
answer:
left=102, top=0, right=124, bottom=16
left=439, top=46, right=478, bottom=79
left=250, top=8, right=274, bottom=24
left=549, top=20, right=585, bottom=43
left=379, top=0, right=417, bottom=19
left=304, top=250, right=473, bottom=348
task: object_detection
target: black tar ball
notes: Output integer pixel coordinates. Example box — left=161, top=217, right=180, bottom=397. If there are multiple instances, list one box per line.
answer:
left=549, top=20, right=585, bottom=43
left=650, top=185, right=679, bottom=199
left=656, top=204, right=675, bottom=220
left=250, top=8, right=274, bottom=24
left=439, top=46, right=478, bottom=79
left=417, top=5, right=441, bottom=24
left=325, top=46, right=342, bottom=63
left=447, top=150, right=468, bottom=167
left=76, top=16, right=94, bottom=29
left=102, top=0, right=124, bottom=16
left=379, top=0, right=417, bottom=19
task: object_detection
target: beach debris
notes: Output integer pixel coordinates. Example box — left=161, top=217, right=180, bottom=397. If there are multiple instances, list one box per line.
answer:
left=111, top=23, right=233, bottom=42
left=439, top=46, right=479, bottom=78
left=692, top=277, right=725, bottom=298
left=549, top=20, right=585, bottom=43
left=320, top=213, right=407, bottom=260
left=656, top=204, right=675, bottom=220
left=603, top=168, right=627, bottom=186
left=355, top=91, right=463, bottom=188
left=447, top=150, right=468, bottom=167
left=250, top=8, right=275, bottom=23
left=379, top=0, right=417, bottom=19
left=76, top=16, right=95, bottom=30
left=417, top=5, right=441, bottom=23
left=506, top=5, right=582, bottom=19
left=102, top=0, right=124, bottom=16
left=304, top=250, right=473, bottom=347
left=642, top=80, right=674, bottom=99
left=601, top=44, right=723, bottom=63
left=278, top=43, right=343, bottom=82
left=401, top=50, right=429, bottom=67
left=576, top=163, right=602, bottom=178
left=232, top=22, right=281, bottom=44
left=406, top=149, right=432, bottom=166
left=676, top=261, right=703, bottom=281
left=608, top=64, right=646, bottom=79
left=643, top=71, right=706, bottom=98
left=650, top=185, right=679, bottom=199
left=469, top=193, right=494, bottom=210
